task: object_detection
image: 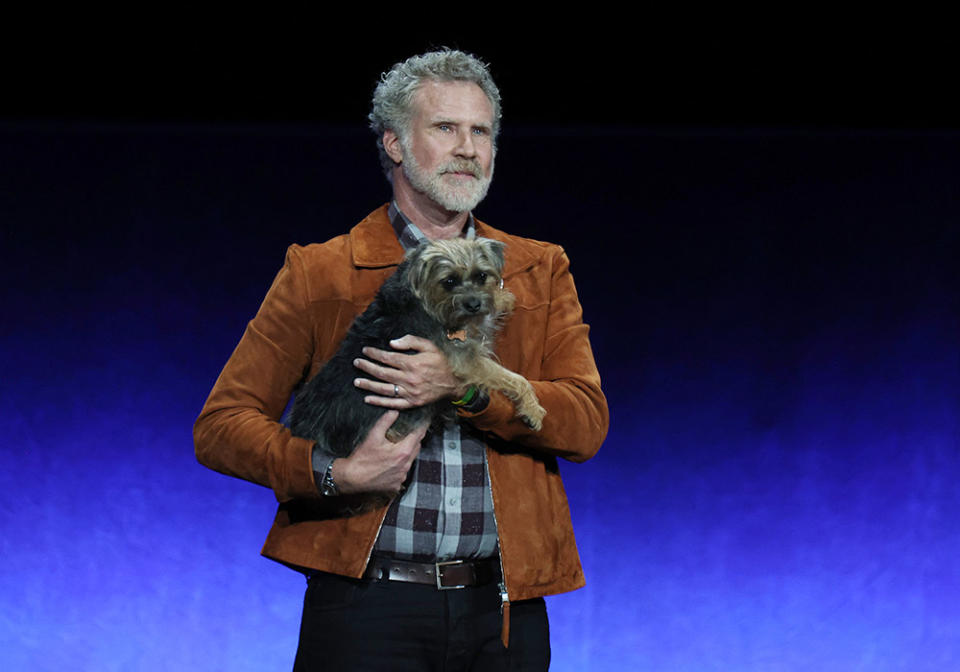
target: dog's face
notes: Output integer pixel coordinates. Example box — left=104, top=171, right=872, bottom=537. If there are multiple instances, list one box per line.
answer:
left=406, top=237, right=513, bottom=329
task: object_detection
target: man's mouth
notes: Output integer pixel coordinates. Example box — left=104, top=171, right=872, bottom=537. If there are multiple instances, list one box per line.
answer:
left=441, top=162, right=482, bottom=179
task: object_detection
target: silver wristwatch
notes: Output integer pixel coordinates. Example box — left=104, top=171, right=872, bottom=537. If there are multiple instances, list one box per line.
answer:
left=320, top=462, right=340, bottom=497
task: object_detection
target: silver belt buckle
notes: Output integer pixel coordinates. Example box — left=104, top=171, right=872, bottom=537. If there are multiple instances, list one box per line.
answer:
left=435, top=559, right=467, bottom=590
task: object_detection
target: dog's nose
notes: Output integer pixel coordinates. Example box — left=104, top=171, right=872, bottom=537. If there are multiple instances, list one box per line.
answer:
left=464, top=297, right=481, bottom=313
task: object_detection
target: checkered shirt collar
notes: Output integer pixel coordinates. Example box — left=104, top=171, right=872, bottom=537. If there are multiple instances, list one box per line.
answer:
left=388, top=201, right=477, bottom=251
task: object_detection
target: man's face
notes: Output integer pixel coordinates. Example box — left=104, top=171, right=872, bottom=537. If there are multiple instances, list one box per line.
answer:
left=395, top=80, right=496, bottom=213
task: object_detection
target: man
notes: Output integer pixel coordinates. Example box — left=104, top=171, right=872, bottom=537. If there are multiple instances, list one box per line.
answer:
left=194, top=49, right=608, bottom=671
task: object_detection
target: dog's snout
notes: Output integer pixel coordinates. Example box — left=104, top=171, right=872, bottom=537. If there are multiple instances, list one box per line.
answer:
left=464, top=297, right=482, bottom=313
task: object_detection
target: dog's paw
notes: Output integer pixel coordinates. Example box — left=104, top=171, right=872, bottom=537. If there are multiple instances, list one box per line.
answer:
left=521, top=416, right=543, bottom=431
left=384, top=419, right=413, bottom=443
left=518, top=401, right=546, bottom=431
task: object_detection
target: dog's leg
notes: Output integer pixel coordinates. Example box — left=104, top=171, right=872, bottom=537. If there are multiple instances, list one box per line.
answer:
left=456, top=358, right=546, bottom=430
left=384, top=416, right=414, bottom=443
left=383, top=408, right=431, bottom=443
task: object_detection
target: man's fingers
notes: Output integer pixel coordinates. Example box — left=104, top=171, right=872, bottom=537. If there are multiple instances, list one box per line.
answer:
left=360, top=347, right=405, bottom=369
left=354, top=356, right=402, bottom=381
left=354, top=376, right=399, bottom=396
left=371, top=409, right=400, bottom=434
left=388, top=334, right=434, bottom=352
left=355, top=377, right=416, bottom=409
left=363, top=395, right=413, bottom=410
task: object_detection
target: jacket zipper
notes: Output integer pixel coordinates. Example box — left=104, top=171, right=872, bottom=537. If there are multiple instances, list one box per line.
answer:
left=485, top=448, right=509, bottom=607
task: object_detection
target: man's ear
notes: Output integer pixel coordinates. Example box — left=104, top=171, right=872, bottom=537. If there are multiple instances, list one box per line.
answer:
left=383, top=130, right=403, bottom=165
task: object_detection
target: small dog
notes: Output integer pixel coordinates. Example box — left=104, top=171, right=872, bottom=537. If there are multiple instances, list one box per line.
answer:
left=289, top=237, right=545, bottom=458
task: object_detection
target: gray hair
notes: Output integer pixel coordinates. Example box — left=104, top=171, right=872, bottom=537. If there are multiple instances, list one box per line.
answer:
left=368, top=49, right=502, bottom=179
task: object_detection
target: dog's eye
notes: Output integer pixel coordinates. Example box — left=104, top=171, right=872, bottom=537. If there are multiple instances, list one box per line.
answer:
left=443, top=276, right=459, bottom=290
left=475, top=271, right=488, bottom=284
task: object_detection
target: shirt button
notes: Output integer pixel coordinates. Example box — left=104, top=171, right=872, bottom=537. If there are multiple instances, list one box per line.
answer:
left=449, top=497, right=458, bottom=505
left=447, top=442, right=457, bottom=449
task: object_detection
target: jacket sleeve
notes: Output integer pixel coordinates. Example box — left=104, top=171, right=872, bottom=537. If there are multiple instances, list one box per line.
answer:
left=458, top=246, right=608, bottom=463
left=193, top=246, right=322, bottom=503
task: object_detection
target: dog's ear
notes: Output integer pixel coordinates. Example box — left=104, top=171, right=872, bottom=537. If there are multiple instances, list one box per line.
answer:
left=403, top=243, right=430, bottom=298
left=477, top=238, right=506, bottom=274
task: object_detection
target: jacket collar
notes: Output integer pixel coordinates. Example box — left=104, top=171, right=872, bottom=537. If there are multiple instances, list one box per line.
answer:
left=349, top=203, right=538, bottom=279
left=349, top=205, right=405, bottom=268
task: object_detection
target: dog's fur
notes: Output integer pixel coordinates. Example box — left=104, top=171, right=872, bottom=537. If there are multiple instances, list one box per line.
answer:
left=289, top=237, right=545, bottom=459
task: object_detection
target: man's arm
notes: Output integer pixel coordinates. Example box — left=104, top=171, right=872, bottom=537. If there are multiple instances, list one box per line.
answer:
left=194, top=244, right=432, bottom=501
left=193, top=246, right=321, bottom=502
left=459, top=246, right=608, bottom=462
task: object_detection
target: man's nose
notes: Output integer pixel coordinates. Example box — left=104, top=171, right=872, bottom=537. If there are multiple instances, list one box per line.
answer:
left=454, top=130, right=477, bottom=157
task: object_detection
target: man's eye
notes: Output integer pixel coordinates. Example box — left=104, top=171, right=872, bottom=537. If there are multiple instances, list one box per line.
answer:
left=472, top=127, right=488, bottom=136
left=438, top=124, right=452, bottom=132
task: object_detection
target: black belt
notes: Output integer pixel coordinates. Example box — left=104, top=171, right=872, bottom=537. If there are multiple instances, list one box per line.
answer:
left=363, top=556, right=499, bottom=590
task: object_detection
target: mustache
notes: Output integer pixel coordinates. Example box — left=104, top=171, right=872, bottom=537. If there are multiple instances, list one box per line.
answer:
left=438, top=160, right=483, bottom=178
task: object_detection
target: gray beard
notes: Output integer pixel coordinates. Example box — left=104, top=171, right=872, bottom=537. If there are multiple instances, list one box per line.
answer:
left=401, top=146, right=493, bottom=213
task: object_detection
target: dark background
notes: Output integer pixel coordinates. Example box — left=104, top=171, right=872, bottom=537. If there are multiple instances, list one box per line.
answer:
left=2, top=22, right=958, bottom=671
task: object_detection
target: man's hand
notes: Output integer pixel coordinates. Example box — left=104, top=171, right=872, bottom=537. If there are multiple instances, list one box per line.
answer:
left=331, top=410, right=428, bottom=495
left=353, top=335, right=468, bottom=408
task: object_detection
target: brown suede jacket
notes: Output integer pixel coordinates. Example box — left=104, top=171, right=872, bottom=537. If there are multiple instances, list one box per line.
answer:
left=194, top=205, right=609, bottom=601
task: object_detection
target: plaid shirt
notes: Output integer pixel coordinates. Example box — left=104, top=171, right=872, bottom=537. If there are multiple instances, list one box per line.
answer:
left=313, top=203, right=498, bottom=562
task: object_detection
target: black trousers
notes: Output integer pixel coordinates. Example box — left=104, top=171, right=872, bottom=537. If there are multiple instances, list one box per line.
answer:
left=293, top=571, right=550, bottom=671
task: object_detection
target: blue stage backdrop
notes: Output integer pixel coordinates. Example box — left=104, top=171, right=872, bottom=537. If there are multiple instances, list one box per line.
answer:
left=1, top=123, right=957, bottom=671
